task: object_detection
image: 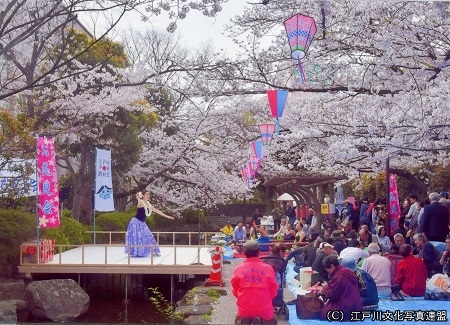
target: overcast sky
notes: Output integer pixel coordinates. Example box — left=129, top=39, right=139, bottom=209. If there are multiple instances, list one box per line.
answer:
left=79, top=0, right=249, bottom=54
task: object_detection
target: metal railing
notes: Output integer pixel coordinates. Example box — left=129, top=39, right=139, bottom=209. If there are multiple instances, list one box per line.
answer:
left=84, top=231, right=218, bottom=245
left=19, top=231, right=223, bottom=267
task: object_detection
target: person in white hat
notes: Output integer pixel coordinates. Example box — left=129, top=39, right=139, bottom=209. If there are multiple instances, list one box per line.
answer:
left=312, top=242, right=335, bottom=283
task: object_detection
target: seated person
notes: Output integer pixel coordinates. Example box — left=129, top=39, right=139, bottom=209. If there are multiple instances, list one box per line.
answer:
left=341, top=257, right=378, bottom=307
left=319, top=256, right=363, bottom=321
left=273, top=219, right=288, bottom=239
left=244, top=222, right=255, bottom=240
left=232, top=222, right=246, bottom=243
left=339, top=239, right=370, bottom=265
left=292, top=223, right=307, bottom=247
left=257, top=226, right=270, bottom=252
left=312, top=242, right=334, bottom=283
left=283, top=223, right=296, bottom=241
left=413, top=233, right=442, bottom=277
left=396, top=244, right=428, bottom=297
left=221, top=221, right=234, bottom=242
left=375, top=226, right=391, bottom=254
left=331, top=230, right=346, bottom=255
left=384, top=245, right=404, bottom=286
left=439, top=235, right=450, bottom=276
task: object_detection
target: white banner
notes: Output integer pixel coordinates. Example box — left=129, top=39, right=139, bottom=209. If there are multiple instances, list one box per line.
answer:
left=94, top=148, right=114, bottom=212
left=0, top=159, right=37, bottom=197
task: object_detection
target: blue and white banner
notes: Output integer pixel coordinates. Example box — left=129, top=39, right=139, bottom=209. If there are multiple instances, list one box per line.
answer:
left=94, top=148, right=114, bottom=212
left=0, top=159, right=37, bottom=197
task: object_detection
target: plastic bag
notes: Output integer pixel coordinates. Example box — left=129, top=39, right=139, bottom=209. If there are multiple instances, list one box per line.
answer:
left=426, top=273, right=450, bottom=293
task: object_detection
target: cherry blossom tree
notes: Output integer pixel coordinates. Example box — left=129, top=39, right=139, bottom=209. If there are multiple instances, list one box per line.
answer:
left=195, top=0, right=450, bottom=191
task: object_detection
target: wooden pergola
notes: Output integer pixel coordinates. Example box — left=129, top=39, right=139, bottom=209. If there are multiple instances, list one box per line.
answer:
left=261, top=175, right=347, bottom=225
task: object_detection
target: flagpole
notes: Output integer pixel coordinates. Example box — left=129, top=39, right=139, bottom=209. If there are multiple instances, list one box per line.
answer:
left=93, top=149, right=98, bottom=245
left=385, top=157, right=391, bottom=237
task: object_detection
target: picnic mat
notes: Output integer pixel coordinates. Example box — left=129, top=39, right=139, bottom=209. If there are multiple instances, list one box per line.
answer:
left=285, top=263, right=450, bottom=324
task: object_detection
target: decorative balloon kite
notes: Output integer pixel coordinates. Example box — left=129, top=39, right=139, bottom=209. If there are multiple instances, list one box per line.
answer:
left=284, top=13, right=317, bottom=83
left=258, top=123, right=275, bottom=146
left=266, top=89, right=288, bottom=137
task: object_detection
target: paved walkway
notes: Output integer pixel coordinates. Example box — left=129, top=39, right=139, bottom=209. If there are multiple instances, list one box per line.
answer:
left=210, top=258, right=294, bottom=325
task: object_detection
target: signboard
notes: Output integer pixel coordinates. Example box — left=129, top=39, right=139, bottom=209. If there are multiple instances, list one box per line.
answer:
left=321, top=203, right=329, bottom=214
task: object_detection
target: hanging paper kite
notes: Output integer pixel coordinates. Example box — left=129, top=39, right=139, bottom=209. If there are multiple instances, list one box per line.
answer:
left=266, top=90, right=288, bottom=137
left=284, top=13, right=317, bottom=84
left=258, top=123, right=275, bottom=146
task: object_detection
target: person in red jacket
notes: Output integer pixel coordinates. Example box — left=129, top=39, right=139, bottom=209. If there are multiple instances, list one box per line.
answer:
left=396, top=244, right=428, bottom=297
left=231, top=240, right=278, bottom=324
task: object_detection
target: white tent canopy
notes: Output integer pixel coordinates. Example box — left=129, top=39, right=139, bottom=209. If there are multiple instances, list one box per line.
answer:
left=277, top=193, right=294, bottom=201
left=277, top=193, right=297, bottom=207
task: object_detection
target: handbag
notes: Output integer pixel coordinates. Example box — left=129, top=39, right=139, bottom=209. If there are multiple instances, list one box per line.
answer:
left=295, top=292, right=324, bottom=319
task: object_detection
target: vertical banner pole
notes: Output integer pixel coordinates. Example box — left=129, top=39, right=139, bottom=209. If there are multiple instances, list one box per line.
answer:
left=94, top=149, right=98, bottom=245
left=385, top=157, right=391, bottom=237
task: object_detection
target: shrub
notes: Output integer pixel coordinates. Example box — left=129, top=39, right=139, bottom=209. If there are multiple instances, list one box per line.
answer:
left=0, top=209, right=35, bottom=277
left=42, top=215, right=84, bottom=247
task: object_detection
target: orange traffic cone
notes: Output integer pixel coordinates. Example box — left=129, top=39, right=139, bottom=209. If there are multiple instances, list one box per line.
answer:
left=204, top=246, right=225, bottom=287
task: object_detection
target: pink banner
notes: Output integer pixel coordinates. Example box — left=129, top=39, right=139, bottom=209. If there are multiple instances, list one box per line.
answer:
left=389, top=174, right=401, bottom=230
left=37, top=137, right=60, bottom=228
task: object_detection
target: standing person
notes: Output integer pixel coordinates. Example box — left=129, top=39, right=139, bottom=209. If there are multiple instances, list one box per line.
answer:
left=421, top=192, right=449, bottom=243
left=272, top=205, right=282, bottom=232
left=251, top=208, right=263, bottom=226
left=319, top=256, right=362, bottom=321
left=343, top=199, right=359, bottom=231
left=285, top=203, right=296, bottom=228
left=231, top=240, right=278, bottom=325
left=125, top=191, right=174, bottom=257
left=359, top=197, right=372, bottom=229
left=310, top=209, right=319, bottom=230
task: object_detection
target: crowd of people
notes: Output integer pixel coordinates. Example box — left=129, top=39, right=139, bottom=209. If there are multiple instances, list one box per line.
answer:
left=231, top=191, right=450, bottom=324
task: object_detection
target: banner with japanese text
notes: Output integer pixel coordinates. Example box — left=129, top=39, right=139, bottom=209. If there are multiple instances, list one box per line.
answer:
left=37, top=137, right=60, bottom=228
left=94, top=148, right=114, bottom=211
left=389, top=174, right=401, bottom=230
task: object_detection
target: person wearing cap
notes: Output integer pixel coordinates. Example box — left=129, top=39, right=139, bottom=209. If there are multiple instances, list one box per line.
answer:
left=330, top=230, right=346, bottom=255
left=312, top=242, right=335, bottom=283
left=231, top=240, right=278, bottom=325
left=341, top=257, right=379, bottom=307
left=361, top=243, right=392, bottom=297
left=421, top=192, right=449, bottom=243
left=319, top=256, right=362, bottom=321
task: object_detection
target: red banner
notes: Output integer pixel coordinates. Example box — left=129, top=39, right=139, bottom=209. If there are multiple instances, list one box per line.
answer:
left=37, top=137, right=60, bottom=228
left=389, top=174, right=401, bottom=230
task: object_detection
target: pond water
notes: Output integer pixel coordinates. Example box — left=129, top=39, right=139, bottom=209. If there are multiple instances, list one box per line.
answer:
left=19, top=273, right=199, bottom=324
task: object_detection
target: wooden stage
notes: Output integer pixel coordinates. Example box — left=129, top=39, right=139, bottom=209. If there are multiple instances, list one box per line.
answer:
left=18, top=244, right=214, bottom=277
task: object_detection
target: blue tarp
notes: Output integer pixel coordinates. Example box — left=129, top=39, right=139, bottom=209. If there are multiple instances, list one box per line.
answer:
left=285, top=263, right=450, bottom=324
